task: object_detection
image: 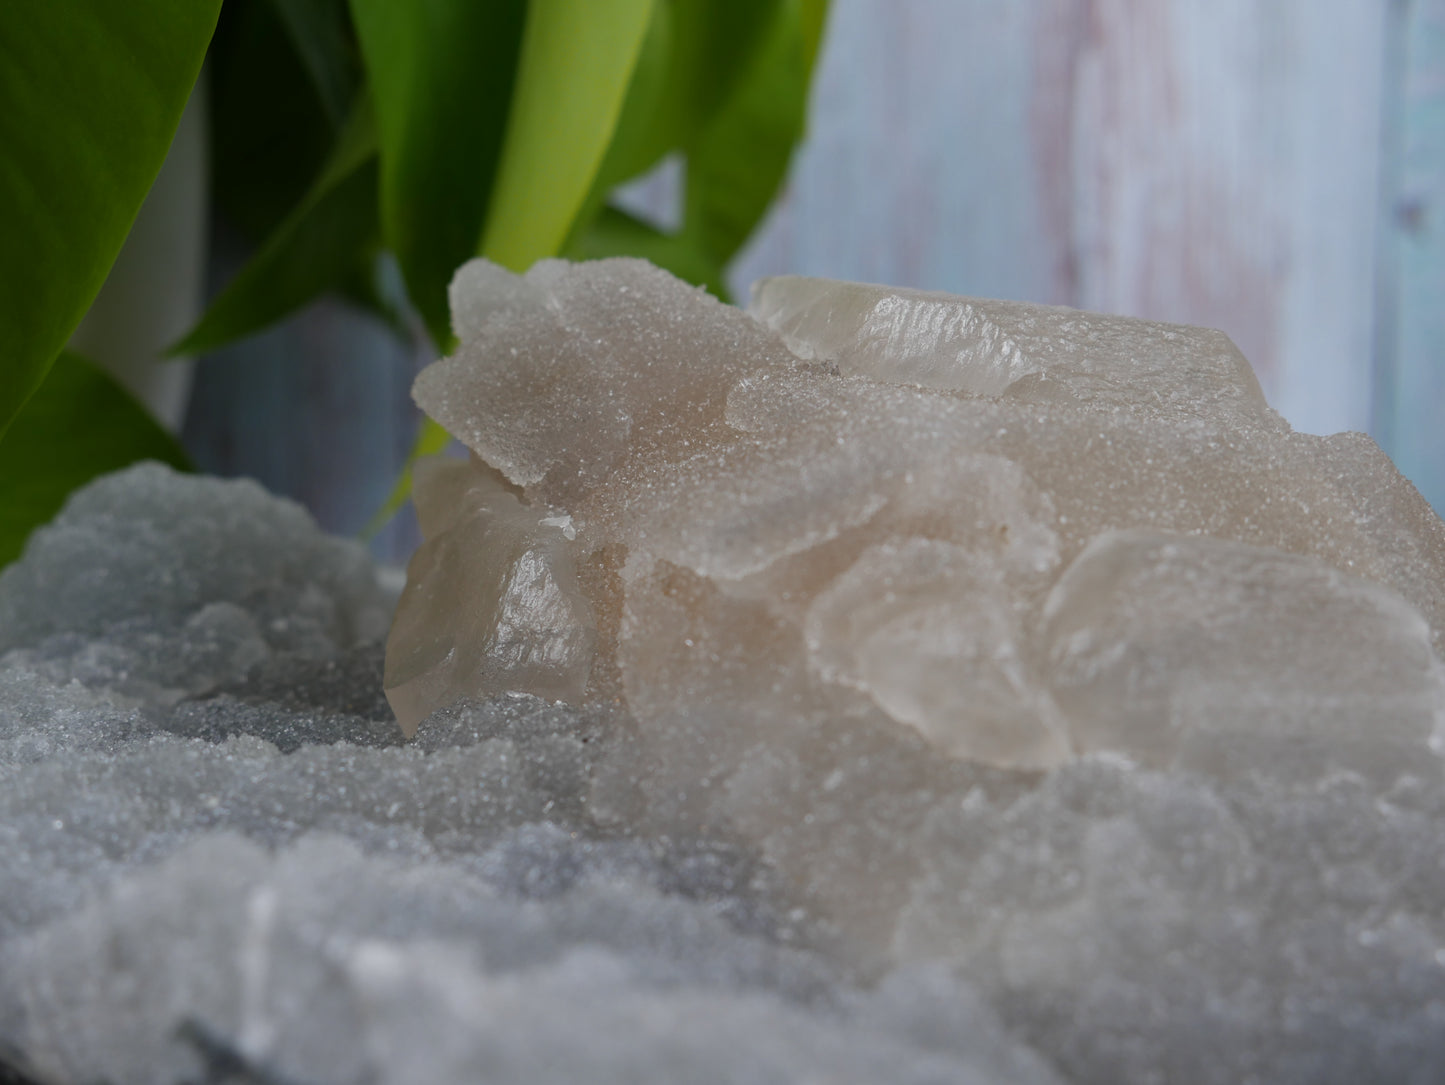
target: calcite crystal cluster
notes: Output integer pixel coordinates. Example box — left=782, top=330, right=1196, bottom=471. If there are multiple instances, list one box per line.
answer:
left=8, top=261, right=1445, bottom=1085
left=389, top=259, right=1445, bottom=793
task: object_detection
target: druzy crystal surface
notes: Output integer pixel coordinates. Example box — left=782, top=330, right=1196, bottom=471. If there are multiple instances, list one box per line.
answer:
left=7, top=261, right=1445, bottom=1085
left=391, top=259, right=1445, bottom=789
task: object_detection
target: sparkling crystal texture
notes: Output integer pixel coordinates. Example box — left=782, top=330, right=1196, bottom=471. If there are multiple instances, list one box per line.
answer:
left=392, top=259, right=1445, bottom=787
left=7, top=259, right=1445, bottom=1085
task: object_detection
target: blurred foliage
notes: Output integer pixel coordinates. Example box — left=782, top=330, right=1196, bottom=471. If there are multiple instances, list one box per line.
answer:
left=0, top=0, right=829, bottom=565
left=0, top=352, right=192, bottom=568
left=0, top=0, right=222, bottom=440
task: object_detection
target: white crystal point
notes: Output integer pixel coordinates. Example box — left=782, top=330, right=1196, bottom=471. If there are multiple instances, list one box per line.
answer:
left=749, top=275, right=1273, bottom=426
left=384, top=455, right=595, bottom=736
left=1041, top=530, right=1445, bottom=785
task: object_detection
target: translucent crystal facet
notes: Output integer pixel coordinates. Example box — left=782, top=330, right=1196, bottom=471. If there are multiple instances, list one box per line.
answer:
left=384, top=456, right=595, bottom=734
left=390, top=258, right=1445, bottom=792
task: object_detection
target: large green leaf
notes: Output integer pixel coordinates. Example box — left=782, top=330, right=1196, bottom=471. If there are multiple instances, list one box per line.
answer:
left=595, top=0, right=782, bottom=191
left=0, top=0, right=222, bottom=440
left=683, top=0, right=827, bottom=265
left=799, top=0, right=829, bottom=73
left=563, top=0, right=795, bottom=263
left=0, top=350, right=192, bottom=568
left=210, top=0, right=338, bottom=244
left=563, top=0, right=802, bottom=272
left=269, top=0, right=359, bottom=125
left=671, top=0, right=783, bottom=139
left=481, top=0, right=656, bottom=272
left=581, top=0, right=678, bottom=199
left=173, top=99, right=381, bottom=356
left=350, top=0, right=528, bottom=347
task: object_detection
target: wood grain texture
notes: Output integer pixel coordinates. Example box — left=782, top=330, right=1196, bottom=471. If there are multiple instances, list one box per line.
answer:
left=732, top=0, right=1389, bottom=437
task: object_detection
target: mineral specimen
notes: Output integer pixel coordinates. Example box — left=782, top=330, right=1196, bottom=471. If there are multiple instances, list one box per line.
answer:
left=7, top=260, right=1445, bottom=1085
left=4, top=455, right=1445, bottom=1082
left=390, top=259, right=1445, bottom=792
left=0, top=466, right=1064, bottom=1085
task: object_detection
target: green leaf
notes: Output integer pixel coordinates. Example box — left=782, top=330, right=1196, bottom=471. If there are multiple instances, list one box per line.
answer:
left=0, top=0, right=222, bottom=440
left=567, top=205, right=731, bottom=302
left=210, top=0, right=339, bottom=243
left=799, top=0, right=829, bottom=74
left=481, top=0, right=656, bottom=273
left=0, top=350, right=192, bottom=568
left=602, top=0, right=782, bottom=188
left=268, top=0, right=360, bottom=125
left=578, top=0, right=786, bottom=213
left=362, top=416, right=452, bottom=539
left=561, top=0, right=788, bottom=264
left=172, top=99, right=381, bottom=356
left=683, top=0, right=827, bottom=265
left=563, top=0, right=796, bottom=261
left=671, top=0, right=783, bottom=137
left=350, top=0, right=529, bottom=347
left=582, top=0, right=678, bottom=196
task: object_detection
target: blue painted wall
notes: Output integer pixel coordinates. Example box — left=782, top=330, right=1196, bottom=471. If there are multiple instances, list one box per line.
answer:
left=1376, top=0, right=1445, bottom=515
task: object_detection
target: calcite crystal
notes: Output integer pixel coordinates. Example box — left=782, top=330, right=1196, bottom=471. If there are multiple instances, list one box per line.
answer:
left=383, top=455, right=595, bottom=730
left=389, top=259, right=1445, bottom=790
left=7, top=460, right=1445, bottom=1082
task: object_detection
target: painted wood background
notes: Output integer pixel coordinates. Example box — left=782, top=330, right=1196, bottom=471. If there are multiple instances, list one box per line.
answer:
left=1378, top=0, right=1445, bottom=521
left=183, top=0, right=1445, bottom=563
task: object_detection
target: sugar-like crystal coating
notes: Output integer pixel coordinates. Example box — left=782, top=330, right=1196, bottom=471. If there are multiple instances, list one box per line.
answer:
left=1, top=246, right=1442, bottom=1078
left=7, top=449, right=1445, bottom=1081
left=391, top=258, right=1445, bottom=792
